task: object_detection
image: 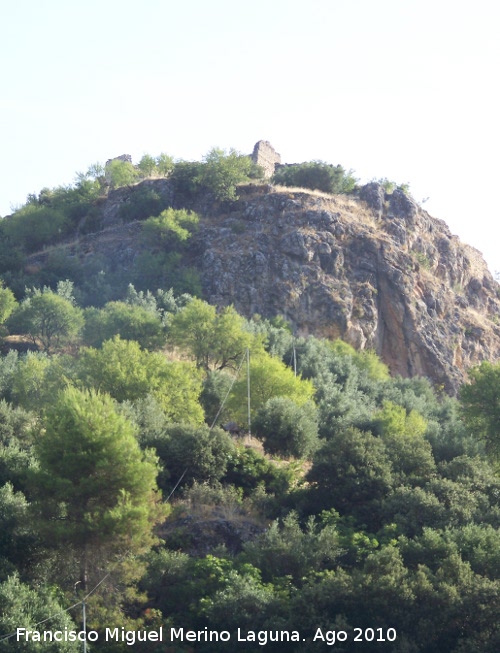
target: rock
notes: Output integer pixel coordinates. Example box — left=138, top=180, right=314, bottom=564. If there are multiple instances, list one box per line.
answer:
left=359, top=182, right=385, bottom=217
left=24, top=178, right=500, bottom=395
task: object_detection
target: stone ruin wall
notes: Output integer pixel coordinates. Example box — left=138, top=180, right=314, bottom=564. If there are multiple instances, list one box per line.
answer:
left=251, top=140, right=281, bottom=178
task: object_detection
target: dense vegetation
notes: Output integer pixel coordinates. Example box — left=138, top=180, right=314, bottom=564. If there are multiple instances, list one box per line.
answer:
left=0, top=151, right=500, bottom=652
left=272, top=161, right=358, bottom=194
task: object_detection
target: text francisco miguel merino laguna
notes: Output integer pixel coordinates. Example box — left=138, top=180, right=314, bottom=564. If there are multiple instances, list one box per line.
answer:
left=17, top=627, right=312, bottom=646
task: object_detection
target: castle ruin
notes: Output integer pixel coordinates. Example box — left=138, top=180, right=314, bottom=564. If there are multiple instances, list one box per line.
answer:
left=251, top=141, right=281, bottom=178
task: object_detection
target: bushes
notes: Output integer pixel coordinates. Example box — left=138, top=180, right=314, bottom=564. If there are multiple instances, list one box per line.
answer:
left=82, top=301, right=166, bottom=350
left=171, top=148, right=263, bottom=201
left=143, top=423, right=235, bottom=493
left=141, top=208, right=199, bottom=246
left=272, top=161, right=357, bottom=194
left=253, top=397, right=319, bottom=459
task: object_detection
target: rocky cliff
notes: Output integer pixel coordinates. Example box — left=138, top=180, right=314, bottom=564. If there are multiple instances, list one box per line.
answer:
left=198, top=182, right=500, bottom=393
left=27, top=180, right=500, bottom=394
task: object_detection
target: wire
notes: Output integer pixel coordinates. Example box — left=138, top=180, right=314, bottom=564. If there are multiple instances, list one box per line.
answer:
left=0, top=572, right=111, bottom=643
left=167, top=351, right=247, bottom=503
left=210, top=351, right=246, bottom=430
left=166, top=468, right=188, bottom=502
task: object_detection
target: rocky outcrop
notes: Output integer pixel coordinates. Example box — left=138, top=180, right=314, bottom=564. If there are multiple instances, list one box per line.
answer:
left=196, top=184, right=500, bottom=394
left=26, top=180, right=500, bottom=394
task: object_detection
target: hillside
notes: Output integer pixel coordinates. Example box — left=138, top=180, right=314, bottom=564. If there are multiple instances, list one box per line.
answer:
left=3, top=149, right=500, bottom=652
left=22, top=174, right=500, bottom=394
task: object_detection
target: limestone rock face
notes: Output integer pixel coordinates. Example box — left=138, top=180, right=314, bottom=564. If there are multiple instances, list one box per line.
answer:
left=28, top=179, right=500, bottom=394
left=196, top=183, right=500, bottom=394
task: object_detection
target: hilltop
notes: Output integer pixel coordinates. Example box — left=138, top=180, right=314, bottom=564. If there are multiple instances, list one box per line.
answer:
left=9, top=143, right=499, bottom=394
left=3, top=145, right=500, bottom=652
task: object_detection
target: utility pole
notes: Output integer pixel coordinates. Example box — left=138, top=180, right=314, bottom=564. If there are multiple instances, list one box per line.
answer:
left=246, top=348, right=251, bottom=437
left=74, top=582, right=87, bottom=653
left=82, top=598, right=87, bottom=653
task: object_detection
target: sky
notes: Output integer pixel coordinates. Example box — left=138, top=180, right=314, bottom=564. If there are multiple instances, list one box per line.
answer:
left=1, top=0, right=499, bottom=271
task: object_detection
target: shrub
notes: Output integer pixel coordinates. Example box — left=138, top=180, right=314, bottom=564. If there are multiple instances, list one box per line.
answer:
left=143, top=423, right=235, bottom=493
left=272, top=161, right=357, bottom=194
left=82, top=301, right=166, bottom=349
left=253, top=397, right=319, bottom=459
left=118, top=186, right=164, bottom=222
left=141, top=208, right=199, bottom=246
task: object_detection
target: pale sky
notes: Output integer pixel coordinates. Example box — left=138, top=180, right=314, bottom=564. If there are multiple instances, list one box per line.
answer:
left=1, top=0, right=499, bottom=271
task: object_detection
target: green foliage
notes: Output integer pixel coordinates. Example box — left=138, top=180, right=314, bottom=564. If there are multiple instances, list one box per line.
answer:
left=199, top=572, right=278, bottom=636
left=246, top=314, right=294, bottom=359
left=0, top=283, right=16, bottom=329
left=137, top=154, right=157, bottom=178
left=228, top=351, right=316, bottom=425
left=307, top=427, right=393, bottom=518
left=460, top=361, right=500, bottom=465
left=197, top=147, right=261, bottom=200
left=77, top=336, right=204, bottom=423
left=372, top=401, right=436, bottom=484
left=9, top=286, right=83, bottom=352
left=0, top=217, right=499, bottom=651
left=375, top=177, right=411, bottom=195
left=0, top=482, right=34, bottom=577
left=155, top=152, right=175, bottom=177
left=0, top=574, right=80, bottom=652
left=106, top=158, right=138, bottom=188
left=168, top=299, right=261, bottom=372
left=118, top=185, right=164, bottom=222
left=223, top=446, right=294, bottom=497
left=131, top=249, right=202, bottom=296
left=199, top=370, right=234, bottom=426
left=1, top=205, right=68, bottom=253
left=143, top=423, right=235, bottom=493
left=272, top=160, right=357, bottom=194
left=170, top=148, right=261, bottom=201
left=10, top=352, right=68, bottom=412
left=32, top=387, right=168, bottom=587
left=82, top=301, right=166, bottom=349
left=141, top=208, right=199, bottom=246
left=170, top=160, right=203, bottom=195
left=242, top=512, right=340, bottom=584
left=2, top=174, right=104, bottom=254
left=0, top=351, right=19, bottom=402
left=253, top=397, right=319, bottom=459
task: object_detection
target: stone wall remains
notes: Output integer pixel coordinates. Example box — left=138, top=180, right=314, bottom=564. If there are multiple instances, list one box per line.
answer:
left=251, top=141, right=281, bottom=178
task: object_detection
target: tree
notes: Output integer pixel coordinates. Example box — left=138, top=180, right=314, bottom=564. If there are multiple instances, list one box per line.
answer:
left=0, top=282, right=16, bottom=330
left=196, top=148, right=258, bottom=201
left=1, top=205, right=68, bottom=253
left=10, top=352, right=68, bottom=412
left=460, top=361, right=500, bottom=464
left=307, top=427, right=393, bottom=518
left=0, top=574, right=80, bottom=652
left=77, top=336, right=204, bottom=423
left=9, top=288, right=83, bottom=352
left=372, top=400, right=435, bottom=484
left=243, top=512, right=340, bottom=584
left=253, top=397, right=319, bottom=458
left=143, top=424, right=235, bottom=493
left=32, top=387, right=167, bottom=589
left=168, top=299, right=261, bottom=372
left=137, top=153, right=157, bottom=178
left=227, top=351, right=316, bottom=424
left=105, top=158, right=138, bottom=188
left=82, top=301, right=166, bottom=350
left=156, top=152, right=174, bottom=177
